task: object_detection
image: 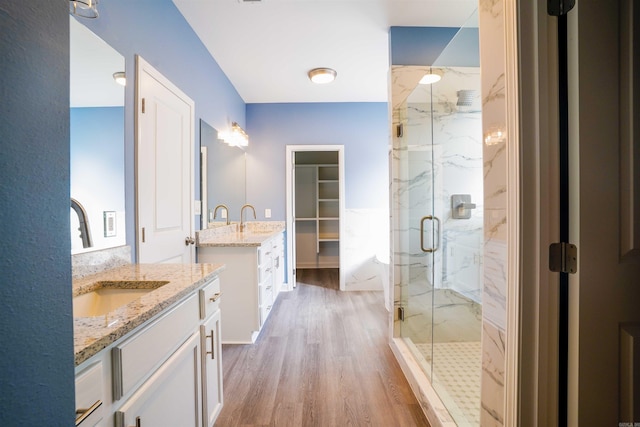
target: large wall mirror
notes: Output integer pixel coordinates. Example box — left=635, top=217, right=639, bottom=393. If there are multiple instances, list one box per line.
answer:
left=200, top=119, right=246, bottom=228
left=70, top=16, right=126, bottom=254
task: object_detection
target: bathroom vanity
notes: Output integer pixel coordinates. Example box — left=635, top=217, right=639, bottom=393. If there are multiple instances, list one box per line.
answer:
left=73, top=263, right=225, bottom=427
left=197, top=222, right=285, bottom=344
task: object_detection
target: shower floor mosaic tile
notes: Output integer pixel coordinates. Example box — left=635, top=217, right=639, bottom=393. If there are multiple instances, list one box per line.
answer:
left=415, top=341, right=481, bottom=426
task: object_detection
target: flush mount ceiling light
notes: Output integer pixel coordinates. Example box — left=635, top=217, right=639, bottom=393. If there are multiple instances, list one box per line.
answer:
left=419, top=69, right=442, bottom=85
left=308, top=68, right=337, bottom=84
left=112, top=72, right=126, bottom=86
left=69, top=0, right=99, bottom=19
left=218, top=122, right=249, bottom=147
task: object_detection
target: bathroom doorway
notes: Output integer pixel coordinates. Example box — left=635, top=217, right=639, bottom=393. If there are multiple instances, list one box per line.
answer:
left=285, top=145, right=345, bottom=291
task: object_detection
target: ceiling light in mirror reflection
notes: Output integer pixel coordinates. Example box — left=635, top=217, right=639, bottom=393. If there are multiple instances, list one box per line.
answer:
left=218, top=122, right=249, bottom=147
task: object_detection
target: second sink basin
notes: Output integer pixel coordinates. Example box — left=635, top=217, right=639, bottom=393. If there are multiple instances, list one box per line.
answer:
left=73, top=281, right=169, bottom=317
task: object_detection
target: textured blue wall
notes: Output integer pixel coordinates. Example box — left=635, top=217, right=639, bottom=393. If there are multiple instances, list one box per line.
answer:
left=0, top=1, right=75, bottom=425
left=78, top=0, right=245, bottom=256
left=246, top=102, right=389, bottom=220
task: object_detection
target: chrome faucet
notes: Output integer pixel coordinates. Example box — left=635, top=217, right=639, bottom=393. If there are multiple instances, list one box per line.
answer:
left=240, top=204, right=256, bottom=232
left=212, top=204, right=230, bottom=225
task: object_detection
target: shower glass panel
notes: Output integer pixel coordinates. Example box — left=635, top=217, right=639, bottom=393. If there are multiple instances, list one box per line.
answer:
left=393, top=9, right=483, bottom=426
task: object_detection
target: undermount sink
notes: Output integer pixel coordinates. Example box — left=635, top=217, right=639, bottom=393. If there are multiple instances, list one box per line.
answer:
left=73, top=281, right=169, bottom=317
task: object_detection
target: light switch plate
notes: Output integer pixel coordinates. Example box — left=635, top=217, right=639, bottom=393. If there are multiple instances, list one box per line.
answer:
left=265, top=208, right=272, bottom=218
left=104, top=211, right=116, bottom=237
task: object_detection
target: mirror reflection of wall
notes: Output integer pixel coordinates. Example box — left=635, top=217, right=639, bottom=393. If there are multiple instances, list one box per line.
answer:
left=70, top=16, right=126, bottom=253
left=200, top=119, right=246, bottom=228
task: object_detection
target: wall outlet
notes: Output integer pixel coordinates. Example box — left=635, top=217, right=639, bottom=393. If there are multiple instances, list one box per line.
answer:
left=265, top=208, right=271, bottom=218
left=221, top=210, right=227, bottom=219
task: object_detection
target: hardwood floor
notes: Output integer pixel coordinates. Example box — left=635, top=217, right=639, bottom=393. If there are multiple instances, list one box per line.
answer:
left=215, top=269, right=430, bottom=427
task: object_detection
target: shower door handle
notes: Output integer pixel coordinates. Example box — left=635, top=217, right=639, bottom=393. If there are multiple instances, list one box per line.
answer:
left=420, top=215, right=440, bottom=253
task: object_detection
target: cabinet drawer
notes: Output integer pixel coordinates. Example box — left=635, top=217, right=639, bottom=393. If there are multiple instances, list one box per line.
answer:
left=112, top=293, right=199, bottom=399
left=258, top=261, right=272, bottom=283
left=257, top=244, right=272, bottom=266
left=260, top=302, right=273, bottom=327
left=259, top=280, right=273, bottom=308
left=199, top=277, right=221, bottom=320
left=75, top=362, right=104, bottom=426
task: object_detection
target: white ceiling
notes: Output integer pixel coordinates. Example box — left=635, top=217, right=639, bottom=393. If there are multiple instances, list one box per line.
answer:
left=172, top=0, right=478, bottom=104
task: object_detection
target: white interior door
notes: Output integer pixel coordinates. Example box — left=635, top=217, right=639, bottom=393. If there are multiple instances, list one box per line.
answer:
left=566, top=2, right=640, bottom=425
left=136, top=55, right=195, bottom=264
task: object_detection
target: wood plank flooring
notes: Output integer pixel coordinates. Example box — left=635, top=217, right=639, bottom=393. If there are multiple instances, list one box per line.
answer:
left=215, top=269, right=430, bottom=427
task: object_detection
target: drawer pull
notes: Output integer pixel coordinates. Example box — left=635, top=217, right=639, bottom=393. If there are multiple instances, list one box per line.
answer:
left=206, top=331, right=215, bottom=360
left=129, top=416, right=142, bottom=427
left=209, top=292, right=222, bottom=302
left=75, top=399, right=102, bottom=426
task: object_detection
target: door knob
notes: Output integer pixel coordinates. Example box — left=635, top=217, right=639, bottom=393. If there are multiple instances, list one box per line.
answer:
left=185, top=236, right=195, bottom=246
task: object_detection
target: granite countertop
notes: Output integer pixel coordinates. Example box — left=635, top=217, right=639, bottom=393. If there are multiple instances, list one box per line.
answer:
left=73, top=263, right=225, bottom=366
left=196, top=221, right=285, bottom=248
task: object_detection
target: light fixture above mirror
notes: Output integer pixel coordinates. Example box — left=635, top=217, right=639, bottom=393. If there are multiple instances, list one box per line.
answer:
left=218, top=122, right=248, bottom=147
left=69, top=0, right=99, bottom=19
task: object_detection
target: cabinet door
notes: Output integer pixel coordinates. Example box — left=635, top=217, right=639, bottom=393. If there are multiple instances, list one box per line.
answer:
left=115, top=333, right=201, bottom=427
left=201, top=309, right=223, bottom=427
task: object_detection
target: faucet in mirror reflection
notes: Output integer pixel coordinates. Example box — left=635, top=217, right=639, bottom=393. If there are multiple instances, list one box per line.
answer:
left=71, top=198, right=92, bottom=248
left=212, top=204, right=229, bottom=225
left=240, top=204, right=256, bottom=232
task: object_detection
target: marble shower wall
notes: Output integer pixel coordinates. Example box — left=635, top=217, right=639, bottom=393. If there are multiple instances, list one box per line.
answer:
left=479, top=0, right=508, bottom=425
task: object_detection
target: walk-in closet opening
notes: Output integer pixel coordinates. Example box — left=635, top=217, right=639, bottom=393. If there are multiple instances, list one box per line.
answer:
left=286, top=146, right=345, bottom=291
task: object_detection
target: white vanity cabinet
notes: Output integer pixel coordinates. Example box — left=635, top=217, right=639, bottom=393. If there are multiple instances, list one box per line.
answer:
left=199, top=279, right=223, bottom=426
left=74, top=275, right=223, bottom=427
left=198, top=231, right=284, bottom=344
left=115, top=332, right=201, bottom=427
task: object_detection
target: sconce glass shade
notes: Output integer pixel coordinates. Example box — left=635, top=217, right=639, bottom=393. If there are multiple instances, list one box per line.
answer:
left=308, top=68, right=337, bottom=84
left=218, top=122, right=249, bottom=147
left=69, top=0, right=99, bottom=19
left=112, top=72, right=126, bottom=86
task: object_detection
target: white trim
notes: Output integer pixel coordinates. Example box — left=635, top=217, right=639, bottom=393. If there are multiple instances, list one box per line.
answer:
left=504, top=0, right=522, bottom=425
left=200, top=146, right=208, bottom=231
left=285, top=145, right=346, bottom=291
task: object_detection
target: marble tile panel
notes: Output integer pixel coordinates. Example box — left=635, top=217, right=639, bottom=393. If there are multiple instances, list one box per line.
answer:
left=480, top=321, right=506, bottom=426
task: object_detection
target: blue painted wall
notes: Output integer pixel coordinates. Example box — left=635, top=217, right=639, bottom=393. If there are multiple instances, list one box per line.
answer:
left=79, top=0, right=246, bottom=257
left=70, top=107, right=125, bottom=212
left=246, top=103, right=389, bottom=220
left=0, top=1, right=75, bottom=425
left=390, top=26, right=479, bottom=66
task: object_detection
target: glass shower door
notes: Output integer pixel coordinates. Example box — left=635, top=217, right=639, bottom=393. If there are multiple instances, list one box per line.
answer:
left=395, top=76, right=439, bottom=381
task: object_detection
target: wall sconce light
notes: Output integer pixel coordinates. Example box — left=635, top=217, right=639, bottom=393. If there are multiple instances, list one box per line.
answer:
left=308, top=68, right=337, bottom=84
left=218, top=122, right=249, bottom=147
left=69, top=0, right=99, bottom=19
left=419, top=68, right=442, bottom=85
left=112, top=72, right=126, bottom=86
left=484, top=126, right=506, bottom=146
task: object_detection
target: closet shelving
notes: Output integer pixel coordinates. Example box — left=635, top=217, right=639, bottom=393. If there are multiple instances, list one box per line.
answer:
left=295, top=154, right=340, bottom=268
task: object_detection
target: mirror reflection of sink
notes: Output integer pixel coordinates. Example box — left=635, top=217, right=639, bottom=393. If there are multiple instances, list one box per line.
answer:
left=73, top=281, right=169, bottom=317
